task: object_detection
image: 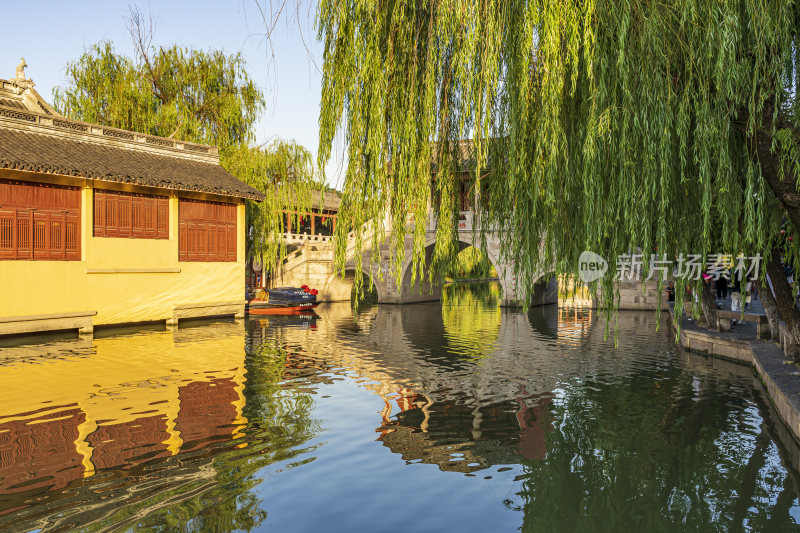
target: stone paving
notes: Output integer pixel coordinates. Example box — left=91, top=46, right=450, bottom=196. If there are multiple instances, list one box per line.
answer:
left=678, top=293, right=765, bottom=340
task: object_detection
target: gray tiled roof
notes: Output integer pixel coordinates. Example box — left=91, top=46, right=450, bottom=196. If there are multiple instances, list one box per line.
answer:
left=0, top=116, right=264, bottom=201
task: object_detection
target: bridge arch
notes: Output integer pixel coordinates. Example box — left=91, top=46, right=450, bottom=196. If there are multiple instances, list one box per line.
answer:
left=396, top=234, right=557, bottom=307
left=397, top=235, right=508, bottom=305
left=272, top=221, right=556, bottom=307
left=321, top=266, right=384, bottom=303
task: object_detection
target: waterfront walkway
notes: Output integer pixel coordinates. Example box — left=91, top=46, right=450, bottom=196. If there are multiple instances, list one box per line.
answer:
left=683, top=295, right=766, bottom=339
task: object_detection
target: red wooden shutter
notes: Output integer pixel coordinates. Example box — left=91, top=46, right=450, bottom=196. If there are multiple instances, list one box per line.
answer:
left=0, top=209, right=13, bottom=260
left=143, top=197, right=155, bottom=238
left=178, top=220, right=187, bottom=261
left=94, top=191, right=105, bottom=237
left=94, top=189, right=168, bottom=239
left=106, top=193, right=118, bottom=237
left=157, top=197, right=169, bottom=239
left=131, top=196, right=144, bottom=238
left=215, top=223, right=224, bottom=262
left=188, top=220, right=198, bottom=261
left=178, top=199, right=237, bottom=262
left=65, top=212, right=79, bottom=260
left=206, top=222, right=216, bottom=261
left=199, top=222, right=208, bottom=261
left=15, top=210, right=32, bottom=259
left=0, top=179, right=80, bottom=261
left=118, top=194, right=131, bottom=238
left=226, top=223, right=236, bottom=261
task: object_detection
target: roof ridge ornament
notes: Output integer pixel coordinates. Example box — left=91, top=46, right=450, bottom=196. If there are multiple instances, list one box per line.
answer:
left=13, top=57, right=35, bottom=90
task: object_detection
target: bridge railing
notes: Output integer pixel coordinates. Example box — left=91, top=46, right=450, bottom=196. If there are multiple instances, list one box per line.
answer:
left=425, top=210, right=476, bottom=232
left=282, top=233, right=334, bottom=244
left=272, top=223, right=379, bottom=281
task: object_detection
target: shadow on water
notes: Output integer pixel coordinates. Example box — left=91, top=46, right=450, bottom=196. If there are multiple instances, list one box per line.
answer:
left=0, top=282, right=799, bottom=531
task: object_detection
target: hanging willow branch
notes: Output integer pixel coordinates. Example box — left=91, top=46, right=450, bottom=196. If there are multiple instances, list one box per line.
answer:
left=225, top=140, right=317, bottom=268
left=317, top=0, right=800, bottom=322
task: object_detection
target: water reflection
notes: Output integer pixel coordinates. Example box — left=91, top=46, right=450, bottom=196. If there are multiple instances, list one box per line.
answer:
left=0, top=320, right=319, bottom=531
left=0, top=282, right=799, bottom=531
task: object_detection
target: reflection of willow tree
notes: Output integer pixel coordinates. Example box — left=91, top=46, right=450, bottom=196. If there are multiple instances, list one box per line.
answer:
left=108, top=341, right=321, bottom=532
left=441, top=283, right=501, bottom=361
left=514, top=367, right=798, bottom=531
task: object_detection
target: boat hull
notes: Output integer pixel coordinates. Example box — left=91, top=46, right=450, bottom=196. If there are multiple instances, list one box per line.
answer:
left=246, top=302, right=320, bottom=315
left=247, top=286, right=318, bottom=315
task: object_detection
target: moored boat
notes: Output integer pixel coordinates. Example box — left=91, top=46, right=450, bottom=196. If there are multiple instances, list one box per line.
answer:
left=247, top=285, right=319, bottom=315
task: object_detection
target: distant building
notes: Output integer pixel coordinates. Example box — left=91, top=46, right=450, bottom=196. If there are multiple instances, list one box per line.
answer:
left=0, top=65, right=264, bottom=335
left=247, top=189, right=341, bottom=291
left=281, top=189, right=340, bottom=238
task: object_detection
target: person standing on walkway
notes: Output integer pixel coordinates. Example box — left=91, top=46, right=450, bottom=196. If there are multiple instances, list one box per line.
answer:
left=730, top=276, right=742, bottom=312
left=716, top=275, right=728, bottom=299
left=743, top=278, right=753, bottom=311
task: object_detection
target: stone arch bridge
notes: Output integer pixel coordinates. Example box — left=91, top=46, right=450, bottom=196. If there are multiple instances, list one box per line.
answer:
left=269, top=211, right=557, bottom=307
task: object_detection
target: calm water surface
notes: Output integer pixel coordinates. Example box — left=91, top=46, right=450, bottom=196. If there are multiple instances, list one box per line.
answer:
left=2, top=282, right=800, bottom=532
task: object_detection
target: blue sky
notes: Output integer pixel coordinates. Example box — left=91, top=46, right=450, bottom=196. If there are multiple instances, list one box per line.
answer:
left=2, top=0, right=345, bottom=187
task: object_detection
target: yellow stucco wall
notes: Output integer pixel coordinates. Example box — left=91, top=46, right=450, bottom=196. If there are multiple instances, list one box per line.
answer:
left=0, top=177, right=247, bottom=325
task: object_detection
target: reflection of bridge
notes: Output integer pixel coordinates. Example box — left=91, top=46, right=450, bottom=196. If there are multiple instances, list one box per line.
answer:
left=271, top=211, right=557, bottom=307
left=249, top=300, right=660, bottom=473
left=256, top=302, right=621, bottom=403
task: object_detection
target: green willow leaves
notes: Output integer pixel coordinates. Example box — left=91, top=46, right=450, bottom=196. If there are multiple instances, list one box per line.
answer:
left=317, top=0, right=799, bottom=311
left=226, top=141, right=317, bottom=264
left=53, top=42, right=263, bottom=152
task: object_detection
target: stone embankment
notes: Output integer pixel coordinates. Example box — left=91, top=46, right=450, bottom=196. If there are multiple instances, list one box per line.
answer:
left=669, top=301, right=800, bottom=445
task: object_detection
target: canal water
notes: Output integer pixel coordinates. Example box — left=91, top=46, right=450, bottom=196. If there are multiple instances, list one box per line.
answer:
left=1, top=282, right=800, bottom=532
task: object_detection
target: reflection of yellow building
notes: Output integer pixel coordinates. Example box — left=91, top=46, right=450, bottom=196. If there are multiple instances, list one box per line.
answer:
left=0, top=72, right=263, bottom=335
left=0, top=322, right=247, bottom=500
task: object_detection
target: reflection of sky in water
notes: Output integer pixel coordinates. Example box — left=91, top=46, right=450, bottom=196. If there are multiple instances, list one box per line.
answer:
left=1, top=285, right=799, bottom=531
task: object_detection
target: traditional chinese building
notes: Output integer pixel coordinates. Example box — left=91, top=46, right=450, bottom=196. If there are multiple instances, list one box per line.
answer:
left=247, top=189, right=341, bottom=291
left=0, top=63, right=264, bottom=335
left=282, top=189, right=340, bottom=237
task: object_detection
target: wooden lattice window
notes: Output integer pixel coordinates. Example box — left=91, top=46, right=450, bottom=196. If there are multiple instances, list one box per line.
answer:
left=94, top=189, right=169, bottom=239
left=178, top=199, right=237, bottom=262
left=0, top=179, right=81, bottom=260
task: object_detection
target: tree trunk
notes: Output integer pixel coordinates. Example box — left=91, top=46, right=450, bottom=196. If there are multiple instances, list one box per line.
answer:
left=766, top=251, right=800, bottom=360
left=760, top=275, right=781, bottom=340
left=748, top=105, right=800, bottom=230
left=699, top=279, right=719, bottom=331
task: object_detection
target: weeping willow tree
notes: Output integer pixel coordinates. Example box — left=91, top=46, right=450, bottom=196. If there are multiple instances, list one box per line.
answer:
left=53, top=12, right=323, bottom=269
left=225, top=140, right=320, bottom=268
left=52, top=40, right=263, bottom=153
left=316, top=0, right=800, bottom=338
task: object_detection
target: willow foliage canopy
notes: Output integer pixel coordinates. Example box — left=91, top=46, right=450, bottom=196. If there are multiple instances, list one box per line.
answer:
left=316, top=0, right=800, bottom=309
left=226, top=140, right=318, bottom=262
left=53, top=41, right=263, bottom=152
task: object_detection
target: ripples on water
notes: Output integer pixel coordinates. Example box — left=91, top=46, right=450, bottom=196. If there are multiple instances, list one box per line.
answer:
left=1, top=282, right=799, bottom=532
